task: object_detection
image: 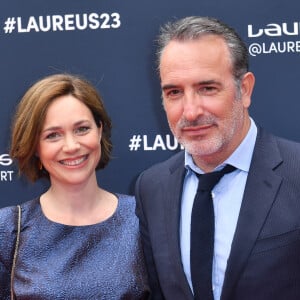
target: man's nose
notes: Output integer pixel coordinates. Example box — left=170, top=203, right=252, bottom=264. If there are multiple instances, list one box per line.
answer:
left=182, top=92, right=204, bottom=121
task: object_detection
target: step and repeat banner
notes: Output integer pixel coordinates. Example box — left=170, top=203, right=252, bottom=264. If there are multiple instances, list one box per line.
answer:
left=1, top=0, right=300, bottom=207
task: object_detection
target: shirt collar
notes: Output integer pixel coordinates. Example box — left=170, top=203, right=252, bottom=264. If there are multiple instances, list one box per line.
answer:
left=184, top=118, right=257, bottom=174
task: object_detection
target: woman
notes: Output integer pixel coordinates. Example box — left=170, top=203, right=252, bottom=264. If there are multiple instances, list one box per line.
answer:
left=0, top=73, right=149, bottom=299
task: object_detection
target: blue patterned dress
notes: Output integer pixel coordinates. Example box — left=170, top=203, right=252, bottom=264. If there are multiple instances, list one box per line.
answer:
left=0, top=194, right=150, bottom=299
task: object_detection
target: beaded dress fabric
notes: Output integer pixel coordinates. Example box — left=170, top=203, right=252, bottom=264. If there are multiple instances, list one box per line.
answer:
left=0, top=194, right=150, bottom=299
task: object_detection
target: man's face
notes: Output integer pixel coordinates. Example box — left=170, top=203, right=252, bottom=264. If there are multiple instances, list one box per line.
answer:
left=160, top=35, right=254, bottom=171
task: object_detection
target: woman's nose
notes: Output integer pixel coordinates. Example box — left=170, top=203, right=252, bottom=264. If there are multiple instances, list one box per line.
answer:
left=62, top=135, right=80, bottom=152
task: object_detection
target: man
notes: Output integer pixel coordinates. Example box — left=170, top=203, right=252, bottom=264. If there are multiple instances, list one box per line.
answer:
left=135, top=16, right=300, bottom=300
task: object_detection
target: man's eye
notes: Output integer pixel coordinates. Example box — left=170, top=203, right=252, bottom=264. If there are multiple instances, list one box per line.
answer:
left=200, top=86, right=218, bottom=94
left=170, top=90, right=180, bottom=95
left=166, top=89, right=182, bottom=98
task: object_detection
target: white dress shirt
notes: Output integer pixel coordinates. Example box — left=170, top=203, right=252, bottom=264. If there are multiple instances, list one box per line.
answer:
left=180, top=118, right=257, bottom=300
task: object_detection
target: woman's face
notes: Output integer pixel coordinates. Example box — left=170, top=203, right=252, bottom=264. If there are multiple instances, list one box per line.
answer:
left=36, top=95, right=102, bottom=187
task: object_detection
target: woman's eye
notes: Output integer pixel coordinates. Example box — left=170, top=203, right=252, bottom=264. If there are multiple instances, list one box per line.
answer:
left=75, top=126, right=90, bottom=135
left=45, top=132, right=60, bottom=140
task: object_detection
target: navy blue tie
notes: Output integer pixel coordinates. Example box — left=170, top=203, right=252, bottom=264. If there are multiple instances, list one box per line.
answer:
left=190, top=164, right=236, bottom=300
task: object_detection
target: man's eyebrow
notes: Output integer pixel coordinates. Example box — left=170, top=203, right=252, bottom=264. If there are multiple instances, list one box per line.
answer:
left=196, top=80, right=221, bottom=85
left=161, top=84, right=178, bottom=90
left=162, top=80, right=221, bottom=90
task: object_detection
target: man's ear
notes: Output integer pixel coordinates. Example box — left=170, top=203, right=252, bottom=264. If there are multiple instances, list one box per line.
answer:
left=241, top=72, right=255, bottom=108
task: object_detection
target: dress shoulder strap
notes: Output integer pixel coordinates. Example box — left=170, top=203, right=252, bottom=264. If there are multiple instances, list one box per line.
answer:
left=10, top=205, right=21, bottom=300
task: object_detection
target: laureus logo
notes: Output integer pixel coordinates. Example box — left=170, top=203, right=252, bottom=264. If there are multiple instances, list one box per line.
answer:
left=0, top=153, right=13, bottom=166
left=248, top=22, right=300, bottom=38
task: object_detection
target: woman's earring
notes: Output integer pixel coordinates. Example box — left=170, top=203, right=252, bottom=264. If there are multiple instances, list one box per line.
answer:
left=39, top=160, right=43, bottom=170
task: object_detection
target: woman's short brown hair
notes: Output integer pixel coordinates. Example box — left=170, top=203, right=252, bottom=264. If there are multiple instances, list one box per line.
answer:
left=10, top=73, right=112, bottom=182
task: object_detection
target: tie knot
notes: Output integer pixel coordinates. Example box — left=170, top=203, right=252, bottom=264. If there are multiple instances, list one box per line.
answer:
left=196, top=164, right=236, bottom=192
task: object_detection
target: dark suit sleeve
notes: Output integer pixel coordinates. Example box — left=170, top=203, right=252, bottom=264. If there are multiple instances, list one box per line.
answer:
left=135, top=172, right=165, bottom=300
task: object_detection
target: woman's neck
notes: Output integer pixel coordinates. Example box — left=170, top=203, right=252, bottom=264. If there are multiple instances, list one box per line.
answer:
left=39, top=180, right=118, bottom=226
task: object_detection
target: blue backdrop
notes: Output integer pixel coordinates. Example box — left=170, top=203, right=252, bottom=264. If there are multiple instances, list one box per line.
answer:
left=1, top=0, right=300, bottom=207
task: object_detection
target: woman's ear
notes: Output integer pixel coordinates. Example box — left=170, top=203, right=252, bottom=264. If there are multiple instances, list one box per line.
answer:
left=98, top=121, right=102, bottom=141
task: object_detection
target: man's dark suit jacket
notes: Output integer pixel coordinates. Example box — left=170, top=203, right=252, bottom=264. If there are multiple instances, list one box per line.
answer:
left=135, top=128, right=300, bottom=300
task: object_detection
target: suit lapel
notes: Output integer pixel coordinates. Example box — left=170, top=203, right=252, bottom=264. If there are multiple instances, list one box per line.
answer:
left=163, top=152, right=194, bottom=299
left=221, top=129, right=283, bottom=300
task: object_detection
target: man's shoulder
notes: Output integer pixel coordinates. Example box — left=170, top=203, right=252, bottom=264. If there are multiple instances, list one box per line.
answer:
left=135, top=151, right=185, bottom=198
left=141, top=151, right=184, bottom=175
left=257, top=127, right=300, bottom=149
left=255, top=128, right=300, bottom=172
left=260, top=128, right=300, bottom=153
left=275, top=135, right=300, bottom=151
